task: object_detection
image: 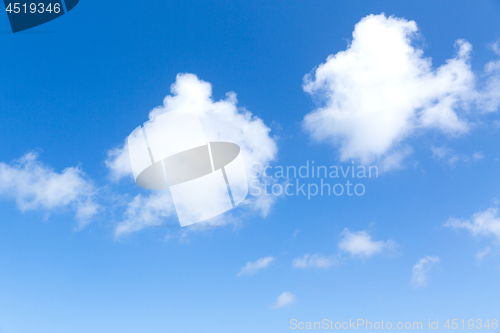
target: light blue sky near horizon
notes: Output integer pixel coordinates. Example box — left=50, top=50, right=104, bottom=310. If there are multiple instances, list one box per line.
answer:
left=1, top=1, right=500, bottom=332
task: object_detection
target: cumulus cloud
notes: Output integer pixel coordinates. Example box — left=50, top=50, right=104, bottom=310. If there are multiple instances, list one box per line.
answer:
left=445, top=207, right=500, bottom=241
left=237, top=256, right=275, bottom=276
left=0, top=152, right=99, bottom=228
left=338, top=229, right=396, bottom=258
left=106, top=74, right=279, bottom=234
left=292, top=253, right=338, bottom=269
left=271, top=292, right=296, bottom=309
left=302, top=14, right=500, bottom=170
left=411, top=256, right=440, bottom=288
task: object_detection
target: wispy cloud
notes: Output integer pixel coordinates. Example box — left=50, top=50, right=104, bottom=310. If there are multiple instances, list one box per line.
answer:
left=411, top=256, right=440, bottom=288
left=491, top=39, right=500, bottom=56
left=114, top=191, right=176, bottom=237
left=302, top=14, right=500, bottom=171
left=0, top=152, right=99, bottom=229
left=338, top=229, right=396, bottom=258
left=237, top=256, right=275, bottom=276
left=476, top=247, right=493, bottom=262
left=431, top=145, right=484, bottom=167
left=445, top=206, right=500, bottom=241
left=105, top=144, right=133, bottom=182
left=292, top=253, right=338, bottom=269
left=271, top=292, right=296, bottom=309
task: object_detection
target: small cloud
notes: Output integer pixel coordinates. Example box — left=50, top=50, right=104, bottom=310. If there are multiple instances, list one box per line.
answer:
left=411, top=256, right=440, bottom=288
left=445, top=207, right=500, bottom=241
left=472, top=152, right=485, bottom=160
left=237, top=256, right=275, bottom=277
left=114, top=191, right=176, bottom=237
left=292, top=253, right=338, bottom=269
left=490, top=39, right=500, bottom=56
left=292, top=229, right=300, bottom=238
left=476, top=247, right=492, bottom=262
left=431, top=145, right=484, bottom=166
left=271, top=292, right=296, bottom=309
left=0, top=152, right=100, bottom=229
left=338, top=229, right=396, bottom=258
left=431, top=146, right=451, bottom=160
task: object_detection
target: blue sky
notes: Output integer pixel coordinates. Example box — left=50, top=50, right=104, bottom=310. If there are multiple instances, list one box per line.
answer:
left=1, top=1, right=500, bottom=332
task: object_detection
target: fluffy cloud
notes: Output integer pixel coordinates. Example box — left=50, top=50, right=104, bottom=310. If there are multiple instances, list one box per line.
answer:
left=302, top=14, right=500, bottom=170
left=476, top=40, right=500, bottom=112
left=271, top=292, right=296, bottom=309
left=293, top=229, right=396, bottom=265
left=0, top=152, right=99, bottom=228
left=411, top=256, right=440, bottom=288
left=338, top=229, right=396, bottom=258
left=106, top=74, right=279, bottom=234
left=105, top=145, right=132, bottom=182
left=292, top=253, right=338, bottom=269
left=237, top=256, right=275, bottom=276
left=445, top=206, right=500, bottom=241
left=114, top=191, right=176, bottom=237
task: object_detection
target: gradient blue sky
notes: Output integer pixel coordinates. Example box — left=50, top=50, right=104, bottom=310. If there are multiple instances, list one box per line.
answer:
left=1, top=1, right=500, bottom=332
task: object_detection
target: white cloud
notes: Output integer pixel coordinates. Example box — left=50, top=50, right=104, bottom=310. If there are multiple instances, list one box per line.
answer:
left=478, top=40, right=500, bottom=112
left=271, top=292, right=296, bottom=309
left=302, top=14, right=500, bottom=170
left=338, top=229, right=396, bottom=258
left=491, top=39, right=500, bottom=56
left=411, top=256, right=440, bottom=288
left=107, top=74, right=277, bottom=184
left=472, top=152, right=485, bottom=161
left=237, top=256, right=275, bottom=276
left=106, top=74, right=279, bottom=234
left=445, top=207, right=500, bottom=241
left=292, top=253, right=338, bottom=269
left=476, top=247, right=492, bottom=262
left=431, top=145, right=450, bottom=160
left=114, top=191, right=176, bottom=237
left=0, top=152, right=99, bottom=229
